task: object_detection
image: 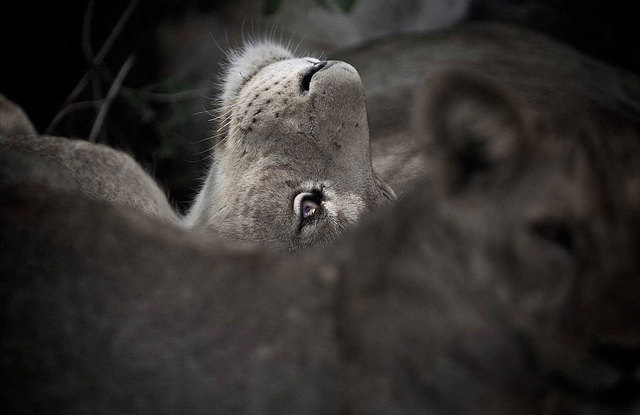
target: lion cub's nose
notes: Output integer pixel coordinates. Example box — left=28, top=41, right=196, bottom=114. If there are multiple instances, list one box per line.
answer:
left=301, top=61, right=329, bottom=92
left=312, top=61, right=327, bottom=72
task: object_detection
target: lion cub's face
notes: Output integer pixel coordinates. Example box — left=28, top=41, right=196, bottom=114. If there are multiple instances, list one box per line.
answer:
left=187, top=42, right=393, bottom=251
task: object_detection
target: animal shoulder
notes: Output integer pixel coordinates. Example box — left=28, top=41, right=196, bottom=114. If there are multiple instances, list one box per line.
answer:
left=0, top=94, right=178, bottom=225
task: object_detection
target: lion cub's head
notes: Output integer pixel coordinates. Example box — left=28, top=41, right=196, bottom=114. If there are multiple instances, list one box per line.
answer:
left=186, top=42, right=394, bottom=251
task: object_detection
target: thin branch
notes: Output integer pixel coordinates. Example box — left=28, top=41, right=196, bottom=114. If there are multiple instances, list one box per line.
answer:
left=92, top=75, right=108, bottom=142
left=89, top=54, right=136, bottom=142
left=82, top=0, right=95, bottom=61
left=56, top=75, right=92, bottom=120
left=94, top=0, right=140, bottom=65
left=46, top=99, right=105, bottom=134
left=59, top=0, right=140, bottom=108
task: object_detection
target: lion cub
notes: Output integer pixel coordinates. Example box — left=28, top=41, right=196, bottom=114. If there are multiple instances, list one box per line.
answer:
left=0, top=42, right=394, bottom=251
left=185, top=42, right=395, bottom=250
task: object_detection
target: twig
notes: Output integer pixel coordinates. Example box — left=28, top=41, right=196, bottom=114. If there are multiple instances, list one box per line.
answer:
left=92, top=76, right=107, bottom=142
left=82, top=0, right=95, bottom=61
left=47, top=99, right=105, bottom=133
left=60, top=0, right=140, bottom=107
left=94, top=0, right=140, bottom=65
left=88, top=54, right=136, bottom=142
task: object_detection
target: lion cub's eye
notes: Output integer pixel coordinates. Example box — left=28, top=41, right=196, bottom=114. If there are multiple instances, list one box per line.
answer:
left=294, top=190, right=323, bottom=229
left=302, top=199, right=319, bottom=219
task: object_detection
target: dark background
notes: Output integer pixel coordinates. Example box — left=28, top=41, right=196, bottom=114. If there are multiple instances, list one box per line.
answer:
left=2, top=0, right=638, bottom=212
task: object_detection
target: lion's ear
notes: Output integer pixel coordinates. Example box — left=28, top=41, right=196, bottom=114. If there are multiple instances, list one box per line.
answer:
left=0, top=94, right=37, bottom=138
left=411, top=72, right=527, bottom=193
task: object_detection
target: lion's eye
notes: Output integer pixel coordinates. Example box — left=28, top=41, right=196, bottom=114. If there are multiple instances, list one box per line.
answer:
left=294, top=190, right=323, bottom=229
left=531, top=219, right=575, bottom=254
left=302, top=199, right=319, bottom=219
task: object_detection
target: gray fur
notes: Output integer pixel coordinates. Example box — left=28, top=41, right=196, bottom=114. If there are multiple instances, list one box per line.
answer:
left=0, top=44, right=395, bottom=250
left=186, top=42, right=395, bottom=251
left=0, top=96, right=178, bottom=224
left=1, top=68, right=638, bottom=411
left=0, top=94, right=37, bottom=138
left=337, top=23, right=640, bottom=195
left=1, top=23, right=639, bottom=413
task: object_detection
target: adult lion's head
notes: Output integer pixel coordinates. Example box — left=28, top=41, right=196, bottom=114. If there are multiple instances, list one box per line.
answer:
left=413, top=70, right=640, bottom=408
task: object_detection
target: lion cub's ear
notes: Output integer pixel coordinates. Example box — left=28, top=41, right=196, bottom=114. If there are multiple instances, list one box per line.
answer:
left=411, top=72, right=528, bottom=193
